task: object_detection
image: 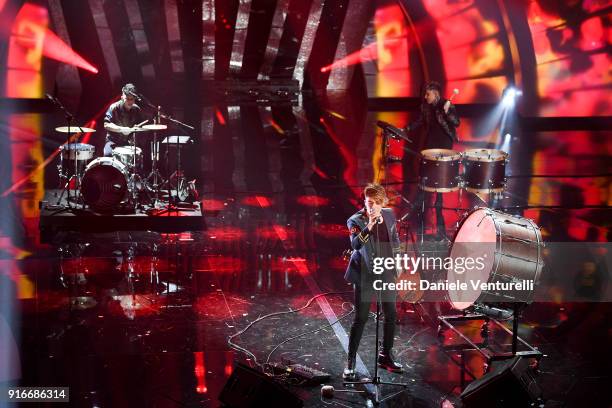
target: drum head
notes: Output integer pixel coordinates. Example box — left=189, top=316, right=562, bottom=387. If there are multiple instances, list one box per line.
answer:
left=421, top=148, right=461, bottom=161
left=447, top=208, right=497, bottom=310
left=81, top=158, right=128, bottom=212
left=464, top=149, right=507, bottom=162
left=113, top=146, right=142, bottom=155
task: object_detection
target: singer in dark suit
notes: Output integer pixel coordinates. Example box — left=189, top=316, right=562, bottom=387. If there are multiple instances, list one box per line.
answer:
left=103, top=83, right=145, bottom=156
left=405, top=81, right=460, bottom=240
left=343, top=183, right=403, bottom=380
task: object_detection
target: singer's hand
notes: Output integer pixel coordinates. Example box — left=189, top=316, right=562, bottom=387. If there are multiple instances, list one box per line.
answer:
left=367, top=211, right=381, bottom=228
left=444, top=100, right=451, bottom=114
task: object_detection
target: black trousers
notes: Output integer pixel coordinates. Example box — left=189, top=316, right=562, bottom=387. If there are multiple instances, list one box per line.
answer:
left=348, top=274, right=397, bottom=360
left=413, top=190, right=446, bottom=237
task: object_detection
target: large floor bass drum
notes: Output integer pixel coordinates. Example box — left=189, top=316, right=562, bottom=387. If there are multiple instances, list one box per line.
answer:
left=81, top=157, right=129, bottom=212
left=446, top=208, right=544, bottom=310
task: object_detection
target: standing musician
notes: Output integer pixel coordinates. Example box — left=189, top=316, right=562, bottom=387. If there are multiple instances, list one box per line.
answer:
left=405, top=81, right=460, bottom=240
left=343, top=183, right=403, bottom=380
left=103, top=83, right=145, bottom=157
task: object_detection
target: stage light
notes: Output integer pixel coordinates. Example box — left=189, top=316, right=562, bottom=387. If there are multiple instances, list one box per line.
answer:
left=43, top=28, right=98, bottom=73
left=502, top=86, right=522, bottom=107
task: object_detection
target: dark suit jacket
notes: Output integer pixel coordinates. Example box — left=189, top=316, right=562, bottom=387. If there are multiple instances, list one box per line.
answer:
left=344, top=207, right=401, bottom=285
left=405, top=98, right=460, bottom=148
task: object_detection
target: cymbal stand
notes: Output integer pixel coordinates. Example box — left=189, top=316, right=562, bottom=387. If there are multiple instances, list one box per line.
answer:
left=128, top=92, right=195, bottom=208
left=49, top=97, right=83, bottom=208
left=147, top=106, right=165, bottom=205
left=127, top=132, right=145, bottom=211
left=158, top=113, right=194, bottom=207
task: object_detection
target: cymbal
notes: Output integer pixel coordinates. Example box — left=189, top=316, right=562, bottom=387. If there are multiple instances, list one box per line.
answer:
left=55, top=126, right=96, bottom=133
left=143, top=124, right=167, bottom=130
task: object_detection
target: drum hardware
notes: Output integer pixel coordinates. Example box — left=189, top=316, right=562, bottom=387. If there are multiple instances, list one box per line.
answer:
left=409, top=207, right=544, bottom=379
left=111, top=121, right=150, bottom=210
left=160, top=135, right=192, bottom=206
left=144, top=109, right=167, bottom=205
left=48, top=94, right=96, bottom=208
left=127, top=94, right=196, bottom=208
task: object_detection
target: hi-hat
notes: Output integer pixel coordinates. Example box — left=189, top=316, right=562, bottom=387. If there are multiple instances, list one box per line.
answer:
left=143, top=124, right=167, bottom=130
left=55, top=126, right=96, bottom=133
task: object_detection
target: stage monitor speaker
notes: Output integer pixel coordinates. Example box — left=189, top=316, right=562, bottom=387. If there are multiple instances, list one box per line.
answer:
left=218, top=363, right=303, bottom=408
left=460, top=356, right=542, bottom=408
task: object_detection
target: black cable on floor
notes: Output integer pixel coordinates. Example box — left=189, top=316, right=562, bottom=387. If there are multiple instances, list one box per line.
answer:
left=227, top=291, right=353, bottom=373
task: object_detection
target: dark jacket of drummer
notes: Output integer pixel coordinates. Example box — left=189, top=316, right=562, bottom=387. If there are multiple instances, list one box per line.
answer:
left=103, top=99, right=144, bottom=156
left=406, top=83, right=460, bottom=150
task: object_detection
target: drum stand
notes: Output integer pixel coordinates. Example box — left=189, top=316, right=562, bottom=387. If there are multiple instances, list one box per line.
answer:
left=146, top=107, right=165, bottom=205
left=127, top=133, right=146, bottom=211
left=436, top=303, right=542, bottom=387
left=55, top=128, right=85, bottom=209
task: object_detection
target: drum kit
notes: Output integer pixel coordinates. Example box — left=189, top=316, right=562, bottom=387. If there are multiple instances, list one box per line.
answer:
left=419, top=148, right=509, bottom=196
left=397, top=146, right=544, bottom=366
left=54, top=122, right=193, bottom=213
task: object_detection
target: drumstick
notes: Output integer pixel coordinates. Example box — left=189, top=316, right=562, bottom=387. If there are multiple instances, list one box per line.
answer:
left=134, top=119, right=149, bottom=128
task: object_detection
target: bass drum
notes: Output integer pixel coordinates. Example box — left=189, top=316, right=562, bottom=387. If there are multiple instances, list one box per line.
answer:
left=446, top=207, right=544, bottom=310
left=81, top=157, right=129, bottom=212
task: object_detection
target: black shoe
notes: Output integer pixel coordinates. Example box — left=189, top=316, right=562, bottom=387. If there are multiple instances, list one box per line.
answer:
left=378, top=351, right=403, bottom=373
left=343, top=354, right=356, bottom=380
left=342, top=367, right=356, bottom=381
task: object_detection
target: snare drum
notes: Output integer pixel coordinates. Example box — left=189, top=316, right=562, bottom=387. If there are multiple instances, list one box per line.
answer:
left=112, top=146, right=142, bottom=169
left=462, top=149, right=508, bottom=193
left=419, top=149, right=461, bottom=192
left=81, top=157, right=129, bottom=212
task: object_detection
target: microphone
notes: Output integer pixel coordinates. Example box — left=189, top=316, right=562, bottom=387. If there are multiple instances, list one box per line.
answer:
left=127, top=91, right=143, bottom=101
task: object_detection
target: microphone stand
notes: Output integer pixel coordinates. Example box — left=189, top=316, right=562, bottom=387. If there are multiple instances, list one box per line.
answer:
left=343, top=219, right=408, bottom=406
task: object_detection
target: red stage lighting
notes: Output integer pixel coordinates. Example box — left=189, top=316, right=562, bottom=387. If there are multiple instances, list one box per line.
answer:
left=42, top=28, right=98, bottom=73
left=215, top=107, right=226, bottom=125
left=296, top=194, right=330, bottom=207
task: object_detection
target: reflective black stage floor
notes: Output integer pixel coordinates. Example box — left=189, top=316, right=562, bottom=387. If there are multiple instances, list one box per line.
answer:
left=2, top=100, right=610, bottom=408
left=9, top=202, right=611, bottom=407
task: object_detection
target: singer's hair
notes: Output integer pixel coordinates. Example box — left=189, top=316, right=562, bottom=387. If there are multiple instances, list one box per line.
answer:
left=122, top=83, right=137, bottom=96
left=424, top=81, right=442, bottom=94
left=364, top=183, right=388, bottom=205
